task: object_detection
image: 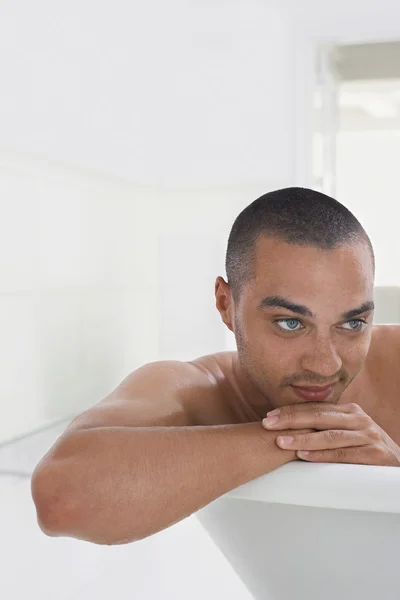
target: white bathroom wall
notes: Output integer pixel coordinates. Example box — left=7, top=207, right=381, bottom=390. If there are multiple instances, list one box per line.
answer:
left=287, top=0, right=400, bottom=188
left=0, top=152, right=279, bottom=443
left=0, top=156, right=157, bottom=441
left=337, top=132, right=400, bottom=287
left=0, top=0, right=302, bottom=443
left=0, top=0, right=299, bottom=188
left=289, top=0, right=400, bottom=42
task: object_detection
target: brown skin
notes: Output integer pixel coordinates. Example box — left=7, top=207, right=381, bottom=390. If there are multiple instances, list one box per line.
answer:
left=212, top=234, right=400, bottom=464
left=262, top=401, right=400, bottom=466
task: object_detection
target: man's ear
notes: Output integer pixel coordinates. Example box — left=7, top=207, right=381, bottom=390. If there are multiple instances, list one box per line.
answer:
left=215, top=276, right=234, bottom=332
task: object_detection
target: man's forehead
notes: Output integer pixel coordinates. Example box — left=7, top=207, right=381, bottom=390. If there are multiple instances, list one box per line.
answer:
left=254, top=235, right=370, bottom=260
left=253, top=237, right=374, bottom=279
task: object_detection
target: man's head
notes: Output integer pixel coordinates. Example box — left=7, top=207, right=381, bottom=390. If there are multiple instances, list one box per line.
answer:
left=215, top=187, right=375, bottom=410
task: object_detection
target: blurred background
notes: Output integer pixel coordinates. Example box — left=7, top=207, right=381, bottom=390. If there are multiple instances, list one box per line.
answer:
left=1, top=0, right=400, bottom=598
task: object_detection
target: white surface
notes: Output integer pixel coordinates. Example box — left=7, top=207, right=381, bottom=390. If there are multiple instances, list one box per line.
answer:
left=289, top=0, right=400, bottom=42
left=227, top=461, right=400, bottom=513
left=337, top=131, right=400, bottom=287
left=198, top=462, right=400, bottom=600
left=0, top=0, right=297, bottom=187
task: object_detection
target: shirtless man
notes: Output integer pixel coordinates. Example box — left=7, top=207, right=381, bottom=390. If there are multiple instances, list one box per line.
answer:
left=31, top=187, right=400, bottom=546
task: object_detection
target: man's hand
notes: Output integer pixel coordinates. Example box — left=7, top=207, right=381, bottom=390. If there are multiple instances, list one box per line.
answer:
left=262, top=402, right=400, bottom=467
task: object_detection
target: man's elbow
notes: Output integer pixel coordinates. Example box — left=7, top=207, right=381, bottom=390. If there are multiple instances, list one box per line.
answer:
left=30, top=462, right=142, bottom=545
left=30, top=462, right=76, bottom=538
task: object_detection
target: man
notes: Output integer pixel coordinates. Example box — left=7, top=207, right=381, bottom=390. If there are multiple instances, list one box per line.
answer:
left=31, top=187, right=400, bottom=546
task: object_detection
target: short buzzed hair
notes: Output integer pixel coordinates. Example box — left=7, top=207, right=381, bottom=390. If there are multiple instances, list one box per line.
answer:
left=225, top=187, right=375, bottom=302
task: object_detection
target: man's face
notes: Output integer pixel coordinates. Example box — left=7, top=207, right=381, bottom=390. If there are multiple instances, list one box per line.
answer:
left=222, top=236, right=375, bottom=409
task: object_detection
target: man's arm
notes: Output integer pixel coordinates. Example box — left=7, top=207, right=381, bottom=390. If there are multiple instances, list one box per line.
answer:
left=31, top=361, right=311, bottom=545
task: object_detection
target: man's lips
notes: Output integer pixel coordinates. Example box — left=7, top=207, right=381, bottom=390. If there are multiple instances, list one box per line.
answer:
left=291, top=383, right=337, bottom=401
left=292, top=384, right=336, bottom=391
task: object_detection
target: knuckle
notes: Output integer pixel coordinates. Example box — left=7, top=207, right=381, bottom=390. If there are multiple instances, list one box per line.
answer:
left=335, top=447, right=347, bottom=461
left=359, top=413, right=373, bottom=428
left=371, top=444, right=386, bottom=459
left=347, top=402, right=361, bottom=413
left=296, top=433, right=308, bottom=445
left=325, top=429, right=342, bottom=443
left=366, top=427, right=381, bottom=442
left=355, top=446, right=365, bottom=459
left=284, top=405, right=296, bottom=423
left=314, top=405, right=325, bottom=420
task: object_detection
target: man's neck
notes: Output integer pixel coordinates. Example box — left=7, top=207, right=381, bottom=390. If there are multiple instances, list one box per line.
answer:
left=231, top=353, right=274, bottom=419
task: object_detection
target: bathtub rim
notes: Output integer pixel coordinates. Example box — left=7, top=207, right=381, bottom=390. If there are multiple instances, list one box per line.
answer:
left=222, top=461, right=400, bottom=513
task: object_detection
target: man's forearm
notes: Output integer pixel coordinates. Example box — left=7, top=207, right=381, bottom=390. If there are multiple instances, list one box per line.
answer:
left=31, top=422, right=307, bottom=545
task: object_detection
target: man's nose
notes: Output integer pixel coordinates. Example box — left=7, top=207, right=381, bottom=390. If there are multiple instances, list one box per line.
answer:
left=299, top=335, right=342, bottom=380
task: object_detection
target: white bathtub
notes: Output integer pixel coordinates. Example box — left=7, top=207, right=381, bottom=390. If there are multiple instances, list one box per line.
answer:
left=196, top=462, right=400, bottom=600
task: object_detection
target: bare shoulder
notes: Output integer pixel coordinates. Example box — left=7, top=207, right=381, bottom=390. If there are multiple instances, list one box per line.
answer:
left=360, top=324, right=400, bottom=387
left=372, top=323, right=400, bottom=341
left=65, top=357, right=233, bottom=433
left=189, top=351, right=246, bottom=425
left=189, top=350, right=236, bottom=381
left=359, top=324, right=400, bottom=441
left=368, top=324, right=400, bottom=361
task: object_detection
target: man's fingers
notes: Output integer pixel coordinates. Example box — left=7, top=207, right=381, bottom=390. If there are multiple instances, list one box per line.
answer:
left=276, top=429, right=368, bottom=450
left=263, top=409, right=359, bottom=431
left=296, top=445, right=374, bottom=464
left=267, top=402, right=357, bottom=415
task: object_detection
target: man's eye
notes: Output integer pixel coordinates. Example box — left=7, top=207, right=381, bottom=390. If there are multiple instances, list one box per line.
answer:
left=341, top=319, right=367, bottom=331
left=275, top=318, right=303, bottom=332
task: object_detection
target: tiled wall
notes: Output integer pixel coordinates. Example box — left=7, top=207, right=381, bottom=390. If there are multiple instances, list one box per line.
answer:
left=0, top=155, right=273, bottom=444
left=0, top=160, right=160, bottom=443
left=373, top=286, right=400, bottom=324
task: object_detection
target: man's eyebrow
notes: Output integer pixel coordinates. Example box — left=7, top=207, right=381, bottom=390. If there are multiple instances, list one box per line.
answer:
left=257, top=295, right=375, bottom=320
left=342, top=301, right=375, bottom=320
